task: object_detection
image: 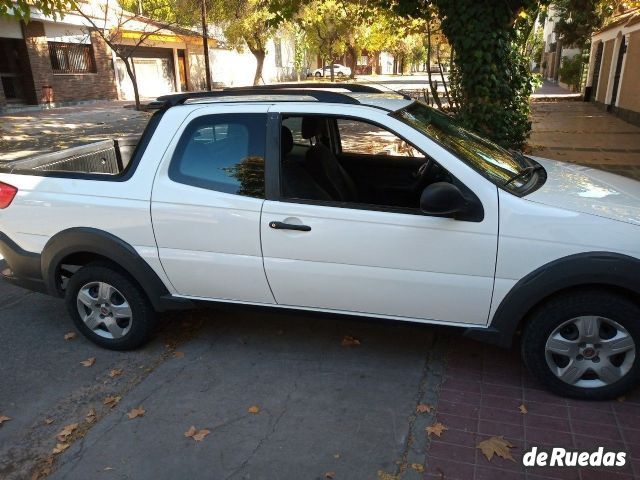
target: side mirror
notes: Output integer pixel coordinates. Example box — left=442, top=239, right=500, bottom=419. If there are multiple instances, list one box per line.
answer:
left=420, top=182, right=467, bottom=216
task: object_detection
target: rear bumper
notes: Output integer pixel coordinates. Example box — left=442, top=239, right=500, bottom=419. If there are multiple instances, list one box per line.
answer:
left=0, top=232, right=47, bottom=294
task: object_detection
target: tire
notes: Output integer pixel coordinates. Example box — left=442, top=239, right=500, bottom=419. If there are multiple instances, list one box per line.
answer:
left=65, top=263, right=157, bottom=350
left=337, top=72, right=344, bottom=77
left=314, top=72, right=322, bottom=77
left=522, top=289, right=640, bottom=400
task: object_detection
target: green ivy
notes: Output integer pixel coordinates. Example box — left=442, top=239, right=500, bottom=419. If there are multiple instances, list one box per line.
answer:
left=393, top=0, right=547, bottom=149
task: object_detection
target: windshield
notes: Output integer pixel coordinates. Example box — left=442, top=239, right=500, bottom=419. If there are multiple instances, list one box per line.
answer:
left=392, top=101, right=538, bottom=193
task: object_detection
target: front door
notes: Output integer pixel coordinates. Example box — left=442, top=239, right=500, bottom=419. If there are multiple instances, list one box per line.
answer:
left=260, top=105, right=499, bottom=325
left=151, top=105, right=275, bottom=303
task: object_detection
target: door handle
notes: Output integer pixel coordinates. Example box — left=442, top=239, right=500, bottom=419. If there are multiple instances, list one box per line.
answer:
left=269, top=221, right=311, bottom=232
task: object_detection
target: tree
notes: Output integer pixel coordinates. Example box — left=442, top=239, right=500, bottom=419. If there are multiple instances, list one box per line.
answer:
left=75, top=0, right=175, bottom=109
left=0, top=0, right=74, bottom=21
left=298, top=0, right=351, bottom=82
left=393, top=0, right=549, bottom=149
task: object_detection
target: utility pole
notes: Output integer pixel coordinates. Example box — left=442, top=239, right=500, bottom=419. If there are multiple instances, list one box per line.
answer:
left=201, top=0, right=212, bottom=91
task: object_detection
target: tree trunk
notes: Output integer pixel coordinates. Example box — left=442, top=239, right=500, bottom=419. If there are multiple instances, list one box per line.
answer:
left=121, top=56, right=141, bottom=110
left=249, top=47, right=266, bottom=86
left=329, top=50, right=335, bottom=82
left=348, top=45, right=357, bottom=79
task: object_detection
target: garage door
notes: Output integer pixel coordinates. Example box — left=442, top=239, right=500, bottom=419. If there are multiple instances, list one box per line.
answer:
left=116, top=46, right=176, bottom=100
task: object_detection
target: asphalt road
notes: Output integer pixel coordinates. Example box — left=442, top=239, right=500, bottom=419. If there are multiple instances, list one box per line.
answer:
left=0, top=281, right=447, bottom=480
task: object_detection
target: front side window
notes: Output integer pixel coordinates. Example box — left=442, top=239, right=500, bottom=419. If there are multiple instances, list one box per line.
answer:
left=392, top=102, right=542, bottom=194
left=170, top=113, right=266, bottom=198
left=337, top=119, right=423, bottom=157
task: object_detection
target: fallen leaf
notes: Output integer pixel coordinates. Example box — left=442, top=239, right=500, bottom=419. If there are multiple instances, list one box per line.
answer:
left=64, top=332, right=77, bottom=340
left=103, top=395, right=122, bottom=408
left=518, top=404, right=528, bottom=414
left=0, top=415, right=10, bottom=425
left=416, top=404, right=432, bottom=414
left=109, top=368, right=123, bottom=378
left=377, top=471, right=399, bottom=480
left=44, top=418, right=54, bottom=425
left=85, top=409, right=97, bottom=424
left=127, top=407, right=146, bottom=419
left=341, top=335, right=360, bottom=347
left=192, top=429, right=210, bottom=442
left=174, top=351, right=185, bottom=359
left=426, top=422, right=447, bottom=437
left=80, top=357, right=96, bottom=367
left=618, top=396, right=626, bottom=403
left=477, top=436, right=516, bottom=462
left=56, top=423, right=78, bottom=442
left=333, top=453, right=341, bottom=459
left=410, top=463, right=425, bottom=472
left=104, top=467, right=114, bottom=471
left=52, top=443, right=70, bottom=454
left=325, top=472, right=336, bottom=479
left=248, top=405, right=260, bottom=414
left=185, top=426, right=210, bottom=441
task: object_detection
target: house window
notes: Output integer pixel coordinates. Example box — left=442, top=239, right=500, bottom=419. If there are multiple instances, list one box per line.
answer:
left=48, top=42, right=97, bottom=74
left=358, top=55, right=368, bottom=66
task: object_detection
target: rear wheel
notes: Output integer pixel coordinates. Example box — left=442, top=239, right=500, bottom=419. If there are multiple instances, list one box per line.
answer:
left=314, top=71, right=322, bottom=77
left=65, top=264, right=156, bottom=350
left=522, top=290, right=640, bottom=399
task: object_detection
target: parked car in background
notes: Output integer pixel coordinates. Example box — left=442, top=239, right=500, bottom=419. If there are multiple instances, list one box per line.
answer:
left=1, top=85, right=640, bottom=400
left=312, top=64, right=352, bottom=77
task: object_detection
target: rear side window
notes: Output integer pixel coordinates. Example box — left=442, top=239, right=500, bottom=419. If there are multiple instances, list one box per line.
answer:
left=169, top=113, right=267, bottom=198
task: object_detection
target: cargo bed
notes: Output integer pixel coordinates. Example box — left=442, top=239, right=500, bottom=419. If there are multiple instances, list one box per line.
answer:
left=0, top=136, right=139, bottom=175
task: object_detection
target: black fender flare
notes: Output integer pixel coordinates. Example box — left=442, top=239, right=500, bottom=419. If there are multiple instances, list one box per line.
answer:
left=41, top=227, right=191, bottom=311
left=463, top=252, right=640, bottom=348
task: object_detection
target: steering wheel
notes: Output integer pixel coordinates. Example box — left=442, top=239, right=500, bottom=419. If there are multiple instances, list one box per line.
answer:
left=413, top=159, right=433, bottom=191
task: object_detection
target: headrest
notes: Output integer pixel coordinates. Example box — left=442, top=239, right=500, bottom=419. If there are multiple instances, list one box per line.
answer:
left=281, top=126, right=293, bottom=156
left=301, top=116, right=322, bottom=139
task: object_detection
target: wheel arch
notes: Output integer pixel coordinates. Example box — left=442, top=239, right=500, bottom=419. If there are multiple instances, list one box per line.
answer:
left=41, top=227, right=191, bottom=312
left=463, top=252, right=640, bottom=348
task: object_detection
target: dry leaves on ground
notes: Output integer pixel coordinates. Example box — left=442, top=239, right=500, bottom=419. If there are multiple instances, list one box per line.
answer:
left=52, top=443, right=70, bottom=455
left=56, top=423, right=78, bottom=442
left=0, top=415, right=10, bottom=425
left=184, top=426, right=211, bottom=442
left=518, top=404, right=528, bottom=414
left=44, top=418, right=54, bottom=425
left=426, top=422, right=448, bottom=437
left=416, top=404, right=432, bottom=414
left=410, top=463, right=424, bottom=472
left=80, top=357, right=96, bottom=367
left=377, top=471, right=399, bottom=480
left=477, top=436, right=516, bottom=462
left=247, top=405, right=260, bottom=414
left=325, top=472, right=336, bottom=479
left=109, top=368, right=123, bottom=378
left=127, top=407, right=146, bottom=419
left=333, top=453, right=341, bottom=459
left=64, top=332, right=77, bottom=340
left=85, top=409, right=97, bottom=424
left=103, top=395, right=122, bottom=408
left=174, top=351, right=185, bottom=359
left=341, top=335, right=361, bottom=347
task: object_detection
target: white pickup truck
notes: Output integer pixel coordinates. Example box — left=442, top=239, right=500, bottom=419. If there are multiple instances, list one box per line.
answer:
left=1, top=85, right=639, bottom=399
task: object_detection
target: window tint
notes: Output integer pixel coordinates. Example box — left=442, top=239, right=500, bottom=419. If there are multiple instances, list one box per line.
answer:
left=282, top=116, right=309, bottom=145
left=337, top=119, right=423, bottom=158
left=170, top=114, right=266, bottom=198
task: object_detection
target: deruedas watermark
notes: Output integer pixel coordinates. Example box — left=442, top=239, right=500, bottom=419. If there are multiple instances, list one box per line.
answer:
left=523, top=447, right=626, bottom=467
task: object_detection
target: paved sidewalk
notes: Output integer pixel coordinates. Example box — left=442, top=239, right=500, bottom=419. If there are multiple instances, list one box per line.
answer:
left=425, top=338, right=640, bottom=480
left=532, top=80, right=582, bottom=100
left=529, top=102, right=640, bottom=180
left=0, top=101, right=150, bottom=161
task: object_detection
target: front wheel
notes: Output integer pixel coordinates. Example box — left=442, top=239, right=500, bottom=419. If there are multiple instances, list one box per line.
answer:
left=65, top=264, right=157, bottom=350
left=522, top=290, right=640, bottom=399
left=314, top=72, right=322, bottom=77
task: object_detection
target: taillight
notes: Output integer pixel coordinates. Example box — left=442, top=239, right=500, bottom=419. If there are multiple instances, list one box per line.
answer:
left=0, top=182, right=18, bottom=209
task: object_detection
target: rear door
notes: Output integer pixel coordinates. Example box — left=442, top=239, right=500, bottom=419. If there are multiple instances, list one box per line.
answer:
left=151, top=104, right=275, bottom=303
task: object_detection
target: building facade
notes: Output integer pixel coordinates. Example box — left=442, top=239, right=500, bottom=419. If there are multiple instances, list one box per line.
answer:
left=585, top=9, right=640, bottom=125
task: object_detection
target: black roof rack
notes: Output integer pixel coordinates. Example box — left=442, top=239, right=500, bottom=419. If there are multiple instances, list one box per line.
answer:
left=148, top=88, right=361, bottom=109
left=225, top=83, right=384, bottom=94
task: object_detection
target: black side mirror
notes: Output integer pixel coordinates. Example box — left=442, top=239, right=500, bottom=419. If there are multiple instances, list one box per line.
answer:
left=420, top=182, right=467, bottom=216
